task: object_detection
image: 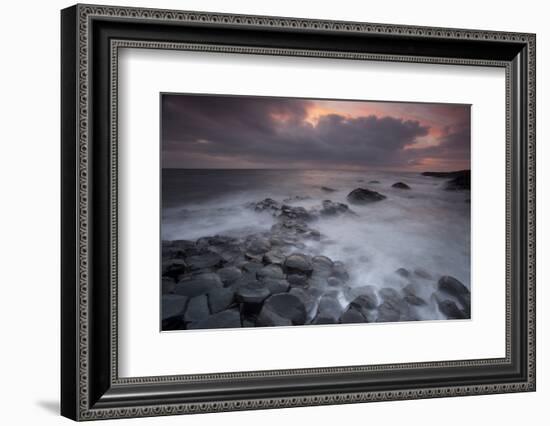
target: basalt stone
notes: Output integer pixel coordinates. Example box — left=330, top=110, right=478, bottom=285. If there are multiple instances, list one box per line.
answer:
left=162, top=276, right=176, bottom=294
left=317, top=295, right=344, bottom=323
left=263, top=278, right=290, bottom=295
left=258, top=293, right=307, bottom=325
left=287, top=274, right=309, bottom=288
left=185, top=252, right=223, bottom=271
left=395, top=267, right=410, bottom=278
left=162, top=259, right=188, bottom=278
left=414, top=268, right=432, bottom=280
left=369, top=180, right=381, bottom=184
left=250, top=198, right=281, bottom=214
left=321, top=186, right=337, bottom=192
left=184, top=295, right=210, bottom=323
left=445, top=171, right=471, bottom=191
left=246, top=237, right=271, bottom=255
left=392, top=182, right=411, bottom=190
left=327, top=276, right=344, bottom=287
left=379, top=287, right=401, bottom=302
left=263, top=250, right=285, bottom=265
left=346, top=285, right=378, bottom=307
left=217, top=266, right=242, bottom=286
left=320, top=200, right=353, bottom=217
left=256, top=309, right=293, bottom=327
left=187, top=308, right=242, bottom=330
left=279, top=205, right=315, bottom=222
left=241, top=261, right=264, bottom=275
left=350, top=293, right=378, bottom=311
left=438, top=276, right=470, bottom=307
left=404, top=295, right=427, bottom=306
left=257, top=264, right=285, bottom=281
left=438, top=299, right=468, bottom=319
left=312, top=314, right=339, bottom=325
left=284, top=253, right=313, bottom=276
left=376, top=299, right=402, bottom=323
left=208, top=287, right=235, bottom=314
left=235, top=282, right=271, bottom=306
left=162, top=294, right=189, bottom=320
left=346, top=188, right=386, bottom=204
left=303, top=229, right=322, bottom=241
left=331, top=261, right=350, bottom=281
left=174, top=273, right=223, bottom=298
left=340, top=307, right=367, bottom=324
left=312, top=255, right=334, bottom=275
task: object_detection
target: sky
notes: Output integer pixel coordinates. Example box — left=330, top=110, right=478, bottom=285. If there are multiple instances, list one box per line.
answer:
left=161, top=94, right=470, bottom=172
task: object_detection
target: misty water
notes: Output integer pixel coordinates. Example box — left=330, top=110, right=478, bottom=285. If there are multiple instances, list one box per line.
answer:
left=162, top=169, right=470, bottom=323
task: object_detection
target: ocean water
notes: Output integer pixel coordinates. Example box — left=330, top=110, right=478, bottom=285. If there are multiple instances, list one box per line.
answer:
left=162, top=169, right=470, bottom=315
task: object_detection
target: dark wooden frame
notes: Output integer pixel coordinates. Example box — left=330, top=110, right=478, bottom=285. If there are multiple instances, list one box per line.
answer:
left=61, top=4, right=536, bottom=421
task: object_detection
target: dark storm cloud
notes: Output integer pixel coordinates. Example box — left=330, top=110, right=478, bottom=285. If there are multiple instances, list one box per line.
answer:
left=161, top=95, right=468, bottom=170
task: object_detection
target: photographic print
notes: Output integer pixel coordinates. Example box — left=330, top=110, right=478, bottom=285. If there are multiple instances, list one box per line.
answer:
left=161, top=94, right=471, bottom=331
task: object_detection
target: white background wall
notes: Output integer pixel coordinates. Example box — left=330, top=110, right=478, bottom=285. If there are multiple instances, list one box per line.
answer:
left=0, top=0, right=547, bottom=424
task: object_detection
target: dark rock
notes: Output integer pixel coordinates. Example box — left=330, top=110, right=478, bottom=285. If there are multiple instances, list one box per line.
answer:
left=263, top=250, right=285, bottom=265
left=289, top=287, right=318, bottom=310
left=438, top=276, right=470, bottom=307
left=346, top=188, right=386, bottom=204
left=258, top=293, right=307, bottom=325
left=187, top=309, right=242, bottom=330
left=350, top=293, right=378, bottom=311
left=317, top=295, right=344, bottom=316
left=263, top=278, right=290, bottom=294
left=369, top=180, right=380, bottom=184
left=162, top=294, right=189, bottom=320
left=422, top=170, right=471, bottom=191
left=312, top=256, right=334, bottom=276
left=184, top=295, right=210, bottom=323
left=284, top=253, right=313, bottom=276
left=246, top=237, right=271, bottom=256
left=283, top=195, right=310, bottom=203
left=208, top=287, right=235, bottom=314
left=257, top=264, right=285, bottom=281
left=340, top=307, right=366, bottom=323
left=312, top=314, right=339, bottom=324
left=320, top=200, right=353, bottom=217
left=376, top=300, right=402, bottom=322
left=395, top=267, right=410, bottom=278
left=438, top=299, right=468, bottom=319
left=235, top=282, right=271, bottom=305
left=241, top=261, right=264, bottom=275
left=162, top=259, right=188, bottom=278
left=174, top=273, right=223, bottom=297
left=414, top=268, right=432, bottom=280
left=392, top=182, right=411, bottom=190
left=217, top=266, right=242, bottom=286
left=162, top=276, right=176, bottom=294
left=346, top=285, right=378, bottom=306
left=186, top=252, right=223, bottom=271
left=327, top=277, right=344, bottom=287
left=249, top=198, right=281, bottom=214
left=256, top=309, right=293, bottom=327
left=404, top=295, right=427, bottom=306
left=279, top=205, right=315, bottom=222
left=331, top=261, right=350, bottom=281
left=379, top=287, right=401, bottom=302
left=287, top=274, right=309, bottom=287
left=321, top=186, right=337, bottom=192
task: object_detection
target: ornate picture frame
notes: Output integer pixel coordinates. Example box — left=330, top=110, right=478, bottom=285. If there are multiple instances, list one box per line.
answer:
left=61, top=4, right=535, bottom=421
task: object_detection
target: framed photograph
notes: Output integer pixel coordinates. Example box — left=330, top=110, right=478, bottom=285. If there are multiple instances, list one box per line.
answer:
left=61, top=4, right=536, bottom=421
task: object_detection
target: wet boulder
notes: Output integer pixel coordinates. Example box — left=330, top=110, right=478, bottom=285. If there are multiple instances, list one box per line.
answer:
left=287, top=274, right=309, bottom=288
left=320, top=200, right=353, bottom=217
left=438, top=276, right=470, bottom=307
left=217, top=266, right=242, bottom=286
left=207, top=287, right=235, bottom=314
left=414, top=268, right=432, bottom=280
left=162, top=259, right=188, bottom=279
left=257, top=293, right=307, bottom=325
left=162, top=294, right=189, bottom=321
left=284, top=253, right=313, bottom=276
left=262, top=278, right=290, bottom=295
left=184, top=295, right=210, bottom=323
left=331, top=261, right=350, bottom=281
left=185, top=252, right=223, bottom=271
left=235, top=282, right=271, bottom=306
left=340, top=307, right=367, bottom=324
left=321, top=186, right=337, bottom=192
left=162, top=276, right=176, bottom=294
left=311, top=255, right=334, bottom=276
left=263, top=250, right=286, bottom=265
left=346, top=188, right=386, bottom=204
left=437, top=299, right=469, bottom=319
left=279, top=205, right=315, bottom=222
left=249, top=198, right=281, bottom=214
left=245, top=237, right=271, bottom=257
left=392, top=182, right=411, bottom=190
left=174, top=273, right=223, bottom=297
left=349, top=292, right=378, bottom=311
left=395, top=267, right=410, bottom=278
left=257, top=264, right=285, bottom=281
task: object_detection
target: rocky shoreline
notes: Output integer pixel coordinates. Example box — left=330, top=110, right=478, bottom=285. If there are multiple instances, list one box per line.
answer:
left=162, top=175, right=471, bottom=331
